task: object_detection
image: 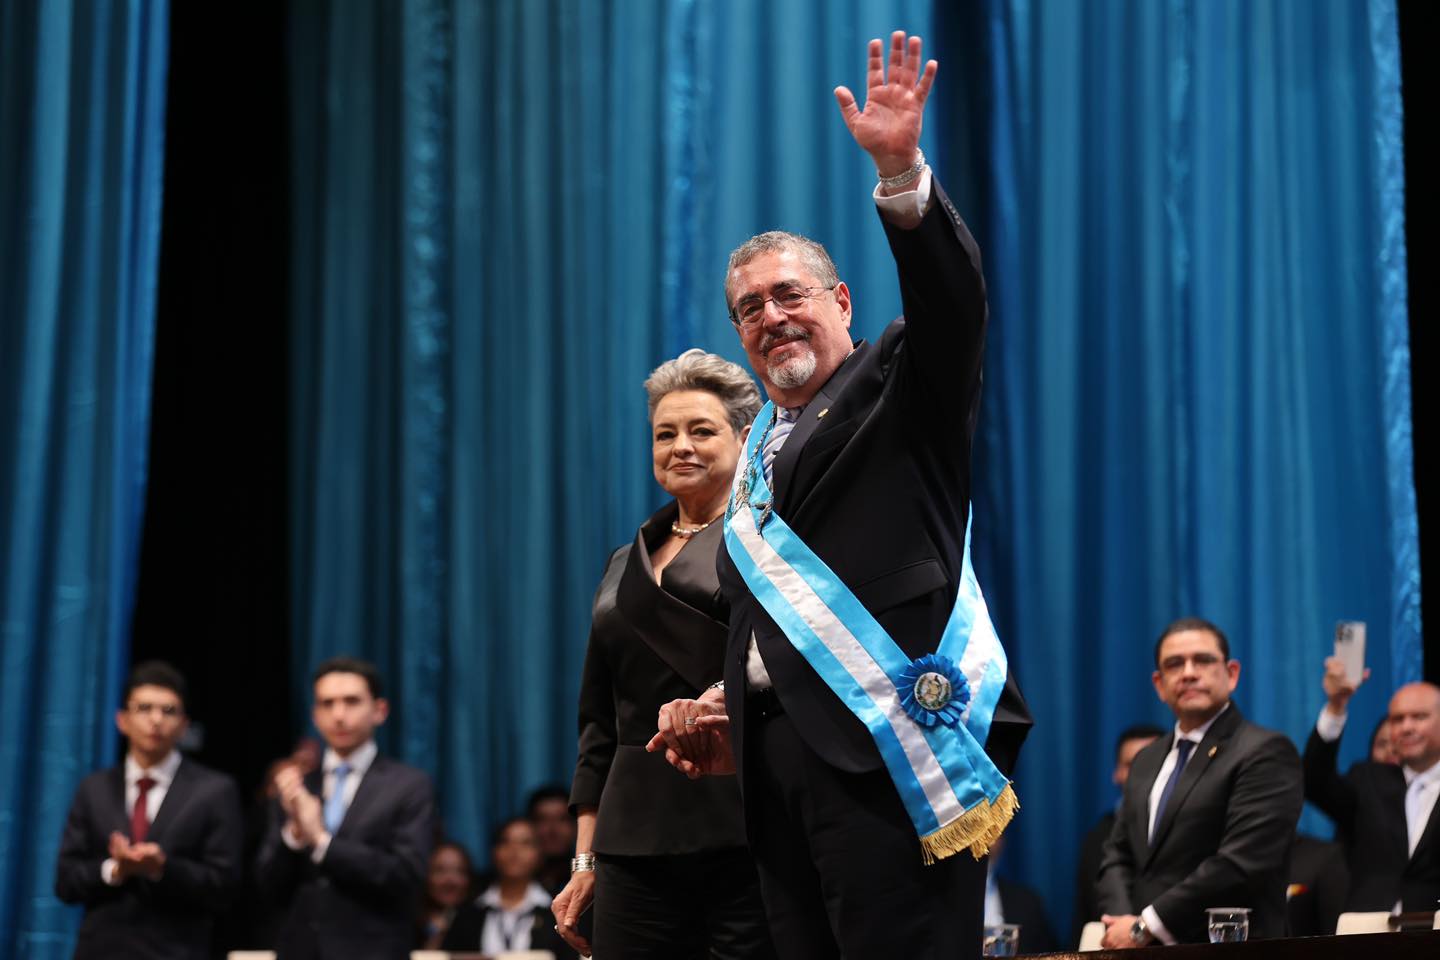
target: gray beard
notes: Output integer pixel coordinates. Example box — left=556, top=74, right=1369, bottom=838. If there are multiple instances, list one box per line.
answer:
left=768, top=348, right=817, bottom=389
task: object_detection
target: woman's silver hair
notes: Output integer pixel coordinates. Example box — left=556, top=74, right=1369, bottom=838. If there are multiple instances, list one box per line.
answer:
left=644, top=348, right=762, bottom=434
left=724, top=230, right=840, bottom=314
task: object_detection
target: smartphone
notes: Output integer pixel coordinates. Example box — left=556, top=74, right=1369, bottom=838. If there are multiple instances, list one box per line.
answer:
left=1334, top=620, right=1366, bottom=686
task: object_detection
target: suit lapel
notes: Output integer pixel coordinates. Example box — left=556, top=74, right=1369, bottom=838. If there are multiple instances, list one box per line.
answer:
left=771, top=340, right=869, bottom=515
left=107, top=765, right=130, bottom=834
left=1128, top=744, right=1166, bottom=870
left=1147, top=706, right=1244, bottom=858
left=145, top=759, right=191, bottom=843
left=339, top=755, right=385, bottom=835
left=1400, top=770, right=1437, bottom=865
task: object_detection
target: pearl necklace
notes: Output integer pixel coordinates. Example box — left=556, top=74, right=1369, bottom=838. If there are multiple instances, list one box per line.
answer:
left=671, top=513, right=724, bottom=539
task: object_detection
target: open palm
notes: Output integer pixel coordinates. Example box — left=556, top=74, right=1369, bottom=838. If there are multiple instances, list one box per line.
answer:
left=835, top=32, right=937, bottom=176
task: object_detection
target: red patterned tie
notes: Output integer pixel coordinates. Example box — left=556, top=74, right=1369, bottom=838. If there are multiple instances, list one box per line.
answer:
left=132, top=776, right=156, bottom=843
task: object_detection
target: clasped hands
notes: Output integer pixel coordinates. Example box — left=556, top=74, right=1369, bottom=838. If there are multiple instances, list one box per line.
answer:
left=274, top=763, right=327, bottom=847
left=645, top=686, right=734, bottom=778
left=107, top=832, right=166, bottom=882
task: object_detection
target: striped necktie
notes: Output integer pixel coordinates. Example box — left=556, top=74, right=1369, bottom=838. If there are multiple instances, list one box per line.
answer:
left=762, top=406, right=800, bottom=487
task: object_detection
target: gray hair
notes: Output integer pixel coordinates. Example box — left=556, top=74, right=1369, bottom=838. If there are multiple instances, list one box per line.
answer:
left=644, top=348, right=763, bottom=434
left=724, top=230, right=840, bottom=315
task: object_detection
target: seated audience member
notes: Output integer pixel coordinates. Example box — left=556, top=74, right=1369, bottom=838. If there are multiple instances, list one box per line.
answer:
left=256, top=656, right=436, bottom=960
left=985, top=835, right=1059, bottom=954
left=442, top=817, right=575, bottom=958
left=526, top=783, right=577, bottom=894
left=55, top=661, right=243, bottom=960
left=1303, top=657, right=1440, bottom=912
left=418, top=841, right=476, bottom=949
left=1097, top=619, right=1303, bottom=946
left=1370, top=713, right=1399, bottom=765
left=1285, top=833, right=1348, bottom=937
left=1072, top=723, right=1164, bottom=943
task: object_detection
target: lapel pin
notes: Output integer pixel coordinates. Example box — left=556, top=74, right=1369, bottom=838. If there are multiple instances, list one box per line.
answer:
left=817, top=408, right=829, bottom=419
left=1208, top=746, right=1218, bottom=758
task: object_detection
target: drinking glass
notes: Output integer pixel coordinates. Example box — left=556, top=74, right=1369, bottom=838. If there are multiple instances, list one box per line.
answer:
left=982, top=923, right=1021, bottom=957
left=1206, top=907, right=1251, bottom=943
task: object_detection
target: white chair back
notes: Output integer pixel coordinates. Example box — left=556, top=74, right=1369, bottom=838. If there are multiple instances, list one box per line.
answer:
left=1077, top=920, right=1105, bottom=951
left=1335, top=911, right=1393, bottom=935
left=228, top=953, right=277, bottom=960
left=411, top=952, right=449, bottom=960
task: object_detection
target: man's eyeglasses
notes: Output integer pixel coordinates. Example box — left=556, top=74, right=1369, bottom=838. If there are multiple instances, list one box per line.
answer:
left=729, top=284, right=836, bottom=329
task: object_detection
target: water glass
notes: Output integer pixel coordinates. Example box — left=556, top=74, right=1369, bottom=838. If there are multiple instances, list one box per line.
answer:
left=982, top=923, right=1021, bottom=957
left=1206, top=907, right=1251, bottom=943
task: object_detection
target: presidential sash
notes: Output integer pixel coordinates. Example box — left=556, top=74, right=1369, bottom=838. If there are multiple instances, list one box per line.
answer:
left=724, top=402, right=1017, bottom=863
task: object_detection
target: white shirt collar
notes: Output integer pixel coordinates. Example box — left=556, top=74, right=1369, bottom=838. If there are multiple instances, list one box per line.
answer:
left=125, top=750, right=182, bottom=787
left=1172, top=701, right=1231, bottom=746
left=1403, top=757, right=1440, bottom=788
left=323, top=739, right=377, bottom=777
left=480, top=881, right=553, bottom=913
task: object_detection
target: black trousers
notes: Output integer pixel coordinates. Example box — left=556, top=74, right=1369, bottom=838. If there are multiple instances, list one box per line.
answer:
left=744, top=708, right=986, bottom=959
left=592, top=848, right=776, bottom=960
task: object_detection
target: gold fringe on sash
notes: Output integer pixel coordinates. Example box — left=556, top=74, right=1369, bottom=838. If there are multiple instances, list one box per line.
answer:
left=919, top=783, right=1020, bottom=864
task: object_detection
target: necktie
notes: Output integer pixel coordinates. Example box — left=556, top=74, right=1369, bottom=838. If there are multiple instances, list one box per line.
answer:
left=1150, top=739, right=1196, bottom=844
left=1406, top=776, right=1430, bottom=857
left=131, top=776, right=156, bottom=843
left=762, top=407, right=798, bottom=487
left=324, top=762, right=351, bottom=834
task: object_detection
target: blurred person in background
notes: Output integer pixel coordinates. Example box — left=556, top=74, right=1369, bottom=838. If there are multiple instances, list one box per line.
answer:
left=443, top=817, right=573, bottom=958
left=418, top=841, right=476, bottom=949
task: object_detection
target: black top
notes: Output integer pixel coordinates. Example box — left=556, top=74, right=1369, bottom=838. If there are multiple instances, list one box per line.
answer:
left=570, top=500, right=749, bottom=856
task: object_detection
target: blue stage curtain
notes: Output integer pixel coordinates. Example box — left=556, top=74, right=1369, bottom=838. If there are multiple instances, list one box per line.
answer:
left=287, top=0, right=934, bottom=858
left=0, top=1, right=169, bottom=957
left=942, top=0, right=1419, bottom=937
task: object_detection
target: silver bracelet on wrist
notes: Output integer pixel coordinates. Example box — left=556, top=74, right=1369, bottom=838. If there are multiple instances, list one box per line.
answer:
left=877, top=148, right=925, bottom=190
left=571, top=853, right=596, bottom=873
left=707, top=681, right=725, bottom=692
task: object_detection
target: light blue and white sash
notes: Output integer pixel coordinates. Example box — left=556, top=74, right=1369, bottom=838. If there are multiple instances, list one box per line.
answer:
left=725, top=402, right=1017, bottom=862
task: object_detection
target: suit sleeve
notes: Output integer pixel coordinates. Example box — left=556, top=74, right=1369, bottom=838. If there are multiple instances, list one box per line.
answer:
left=253, top=795, right=303, bottom=901
left=148, top=774, right=243, bottom=911
left=879, top=179, right=989, bottom=424
left=1302, top=724, right=1357, bottom=826
left=320, top=767, right=435, bottom=899
left=570, top=547, right=626, bottom=812
left=54, top=779, right=112, bottom=905
left=1150, top=734, right=1304, bottom=936
left=1095, top=797, right=1140, bottom=916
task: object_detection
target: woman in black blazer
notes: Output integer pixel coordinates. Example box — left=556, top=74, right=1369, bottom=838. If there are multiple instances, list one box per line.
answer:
left=551, top=349, right=774, bottom=960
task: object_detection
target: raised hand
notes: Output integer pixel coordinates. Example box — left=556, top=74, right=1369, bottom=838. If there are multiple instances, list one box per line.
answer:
left=1322, top=655, right=1369, bottom=716
left=834, top=31, right=937, bottom=178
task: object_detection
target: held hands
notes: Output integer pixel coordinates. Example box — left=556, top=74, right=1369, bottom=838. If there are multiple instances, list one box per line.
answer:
left=835, top=31, right=937, bottom=180
left=645, top=690, right=734, bottom=779
left=108, top=831, right=166, bottom=881
left=274, top=764, right=326, bottom=846
left=1322, top=655, right=1369, bottom=716
left=1099, top=914, right=1143, bottom=950
left=551, top=869, right=595, bottom=955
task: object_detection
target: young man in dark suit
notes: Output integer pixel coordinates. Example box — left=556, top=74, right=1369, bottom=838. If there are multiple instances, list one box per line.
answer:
left=1304, top=658, right=1440, bottom=914
left=255, top=656, right=435, bottom=960
left=1097, top=619, right=1303, bottom=946
left=647, top=32, right=1031, bottom=959
left=54, top=661, right=243, bottom=960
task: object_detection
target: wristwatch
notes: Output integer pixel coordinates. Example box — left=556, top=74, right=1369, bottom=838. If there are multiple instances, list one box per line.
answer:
left=1130, top=917, right=1153, bottom=945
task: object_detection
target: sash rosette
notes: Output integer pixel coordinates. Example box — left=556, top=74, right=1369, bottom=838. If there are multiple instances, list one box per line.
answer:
left=725, top=402, right=1018, bottom=863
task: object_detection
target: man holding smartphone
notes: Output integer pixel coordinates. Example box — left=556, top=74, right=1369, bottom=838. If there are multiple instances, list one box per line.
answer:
left=1304, top=657, right=1440, bottom=914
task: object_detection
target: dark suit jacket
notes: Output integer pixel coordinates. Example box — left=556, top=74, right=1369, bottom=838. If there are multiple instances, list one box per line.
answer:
left=716, top=181, right=1032, bottom=784
left=1303, top=726, right=1440, bottom=911
left=570, top=502, right=749, bottom=856
left=997, top=877, right=1060, bottom=954
left=1073, top=810, right=1116, bottom=943
left=54, top=757, right=243, bottom=960
left=1096, top=704, right=1303, bottom=942
left=255, top=754, right=435, bottom=960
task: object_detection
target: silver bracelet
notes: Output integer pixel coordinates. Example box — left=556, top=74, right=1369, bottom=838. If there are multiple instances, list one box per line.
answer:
left=877, top=148, right=925, bottom=190
left=571, top=853, right=596, bottom=873
left=707, top=681, right=725, bottom=692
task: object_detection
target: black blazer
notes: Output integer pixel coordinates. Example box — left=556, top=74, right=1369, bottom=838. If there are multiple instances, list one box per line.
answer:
left=1303, top=726, right=1440, bottom=911
left=440, top=897, right=576, bottom=958
left=54, top=757, right=243, bottom=960
left=255, top=754, right=435, bottom=960
left=1096, top=704, right=1303, bottom=942
left=716, top=181, right=1032, bottom=780
left=571, top=502, right=749, bottom=855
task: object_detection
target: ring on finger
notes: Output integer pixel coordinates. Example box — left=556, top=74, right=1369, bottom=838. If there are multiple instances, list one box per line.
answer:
left=683, top=717, right=697, bottom=727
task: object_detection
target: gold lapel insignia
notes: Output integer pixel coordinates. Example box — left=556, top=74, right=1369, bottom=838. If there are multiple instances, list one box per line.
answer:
left=817, top=408, right=829, bottom=419
left=1208, top=746, right=1218, bottom=758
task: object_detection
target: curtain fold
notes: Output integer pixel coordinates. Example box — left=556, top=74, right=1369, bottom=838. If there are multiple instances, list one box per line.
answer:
left=0, top=1, right=169, bottom=956
left=949, top=0, right=1419, bottom=935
